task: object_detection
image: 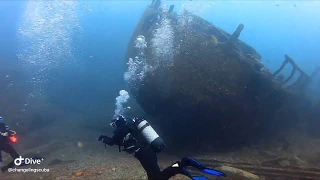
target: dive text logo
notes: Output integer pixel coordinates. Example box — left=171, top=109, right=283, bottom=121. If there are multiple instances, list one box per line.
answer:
left=14, top=156, right=44, bottom=166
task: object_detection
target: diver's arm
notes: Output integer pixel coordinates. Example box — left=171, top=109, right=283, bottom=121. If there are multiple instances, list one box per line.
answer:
left=112, top=126, right=131, bottom=145
left=98, top=135, right=114, bottom=146
left=0, top=123, right=8, bottom=136
left=99, top=125, right=131, bottom=146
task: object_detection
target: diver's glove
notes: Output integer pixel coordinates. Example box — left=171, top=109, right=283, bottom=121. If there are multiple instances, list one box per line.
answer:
left=98, top=135, right=114, bottom=146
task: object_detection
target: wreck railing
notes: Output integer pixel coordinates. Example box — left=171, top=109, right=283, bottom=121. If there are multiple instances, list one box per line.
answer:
left=273, top=54, right=320, bottom=92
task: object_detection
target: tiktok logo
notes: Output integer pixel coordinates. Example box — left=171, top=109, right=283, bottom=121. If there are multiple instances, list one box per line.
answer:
left=14, top=156, right=44, bottom=166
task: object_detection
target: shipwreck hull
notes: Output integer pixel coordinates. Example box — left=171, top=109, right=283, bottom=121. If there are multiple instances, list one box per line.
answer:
left=124, top=6, right=311, bottom=152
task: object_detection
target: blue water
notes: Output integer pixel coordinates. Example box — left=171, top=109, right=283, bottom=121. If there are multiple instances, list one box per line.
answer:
left=0, top=1, right=320, bottom=179
left=0, top=1, right=319, bottom=119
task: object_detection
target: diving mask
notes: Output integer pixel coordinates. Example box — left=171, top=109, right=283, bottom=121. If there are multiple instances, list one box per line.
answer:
left=110, top=115, right=126, bottom=129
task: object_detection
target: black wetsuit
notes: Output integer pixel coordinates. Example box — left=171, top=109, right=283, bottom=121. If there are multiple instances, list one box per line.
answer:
left=101, top=118, right=184, bottom=180
left=0, top=122, right=19, bottom=172
left=134, top=146, right=183, bottom=180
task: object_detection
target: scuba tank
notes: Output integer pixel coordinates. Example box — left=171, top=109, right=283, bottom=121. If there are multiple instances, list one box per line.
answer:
left=133, top=118, right=165, bottom=153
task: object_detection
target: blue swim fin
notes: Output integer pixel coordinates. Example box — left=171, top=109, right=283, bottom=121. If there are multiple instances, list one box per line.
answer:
left=203, top=168, right=226, bottom=177
left=182, top=157, right=226, bottom=177
left=193, top=176, right=209, bottom=180
left=181, top=167, right=209, bottom=180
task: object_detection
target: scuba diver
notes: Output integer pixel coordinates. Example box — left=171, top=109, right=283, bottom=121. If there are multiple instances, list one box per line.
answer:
left=0, top=116, right=20, bottom=172
left=98, top=115, right=226, bottom=180
left=0, top=116, right=44, bottom=173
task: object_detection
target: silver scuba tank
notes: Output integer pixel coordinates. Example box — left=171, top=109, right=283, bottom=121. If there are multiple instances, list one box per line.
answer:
left=134, top=118, right=165, bottom=153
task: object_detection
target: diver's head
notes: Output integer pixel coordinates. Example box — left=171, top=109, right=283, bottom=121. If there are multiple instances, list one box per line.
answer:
left=0, top=116, right=3, bottom=123
left=110, top=115, right=126, bottom=129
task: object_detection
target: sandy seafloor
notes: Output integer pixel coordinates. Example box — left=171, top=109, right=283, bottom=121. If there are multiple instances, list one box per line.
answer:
left=1, top=117, right=320, bottom=180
